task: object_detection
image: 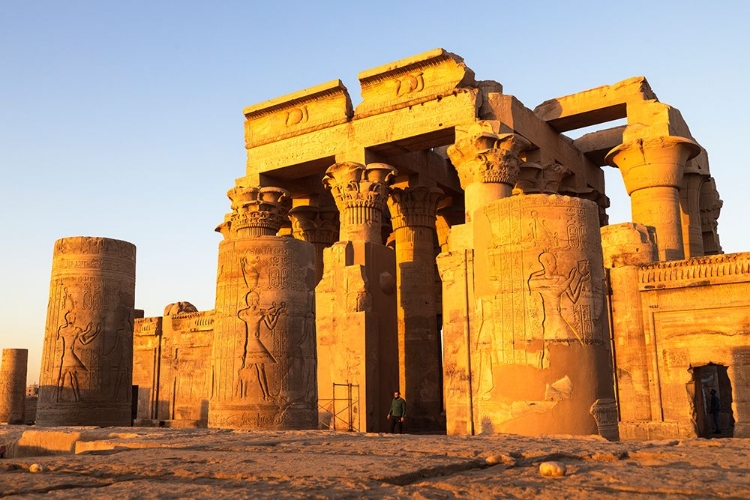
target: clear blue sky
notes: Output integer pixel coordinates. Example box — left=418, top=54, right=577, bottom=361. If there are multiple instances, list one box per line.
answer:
left=2, top=1, right=748, bottom=384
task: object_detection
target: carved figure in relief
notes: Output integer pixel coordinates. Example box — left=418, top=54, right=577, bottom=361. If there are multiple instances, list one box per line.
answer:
left=55, top=311, right=102, bottom=402
left=105, top=317, right=132, bottom=402
left=241, top=256, right=260, bottom=289
left=475, top=300, right=495, bottom=400
left=527, top=252, right=590, bottom=343
left=236, top=291, right=286, bottom=400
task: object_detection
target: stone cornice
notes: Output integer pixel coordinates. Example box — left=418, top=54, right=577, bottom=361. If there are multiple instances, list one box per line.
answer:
left=639, top=252, right=750, bottom=290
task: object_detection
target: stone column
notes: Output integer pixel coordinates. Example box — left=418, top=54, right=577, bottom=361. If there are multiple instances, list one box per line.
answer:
left=387, top=185, right=445, bottom=431
left=316, top=162, right=399, bottom=433
left=447, top=122, right=530, bottom=222
left=606, top=136, right=701, bottom=261
left=680, top=172, right=708, bottom=258
left=288, top=205, right=339, bottom=284
left=700, top=178, right=723, bottom=255
left=209, top=186, right=317, bottom=430
left=37, top=237, right=136, bottom=426
left=0, top=349, right=28, bottom=424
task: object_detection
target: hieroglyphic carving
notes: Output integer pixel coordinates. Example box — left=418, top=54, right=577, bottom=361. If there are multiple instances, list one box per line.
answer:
left=0, top=349, right=28, bottom=424
left=37, top=236, right=135, bottom=427
left=527, top=253, right=591, bottom=343
left=210, top=233, right=316, bottom=430
left=639, top=253, right=750, bottom=289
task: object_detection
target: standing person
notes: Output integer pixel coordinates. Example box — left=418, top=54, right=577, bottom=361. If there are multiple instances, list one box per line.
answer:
left=710, top=389, right=721, bottom=434
left=387, top=391, right=406, bottom=434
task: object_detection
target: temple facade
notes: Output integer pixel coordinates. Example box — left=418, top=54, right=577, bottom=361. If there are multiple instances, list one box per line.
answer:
left=37, top=49, right=749, bottom=439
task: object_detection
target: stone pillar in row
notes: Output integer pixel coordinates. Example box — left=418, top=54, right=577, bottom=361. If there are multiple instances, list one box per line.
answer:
left=700, top=177, right=723, bottom=255
left=606, top=136, right=701, bottom=262
left=387, top=185, right=445, bottom=431
left=210, top=186, right=317, bottom=430
left=447, top=121, right=530, bottom=223
left=288, top=205, right=339, bottom=285
left=0, top=349, right=28, bottom=424
left=316, top=162, right=399, bottom=433
left=439, top=122, right=528, bottom=435
left=680, top=171, right=709, bottom=258
left=37, top=237, right=136, bottom=426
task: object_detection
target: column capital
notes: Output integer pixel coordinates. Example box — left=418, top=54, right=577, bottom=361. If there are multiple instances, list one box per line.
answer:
left=322, top=162, right=397, bottom=242
left=288, top=205, right=340, bottom=245
left=387, top=186, right=444, bottom=232
left=447, top=122, right=531, bottom=188
left=605, top=136, right=701, bottom=195
left=217, top=185, right=291, bottom=239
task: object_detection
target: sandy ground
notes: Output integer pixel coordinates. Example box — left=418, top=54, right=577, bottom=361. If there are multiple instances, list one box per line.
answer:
left=0, top=426, right=748, bottom=499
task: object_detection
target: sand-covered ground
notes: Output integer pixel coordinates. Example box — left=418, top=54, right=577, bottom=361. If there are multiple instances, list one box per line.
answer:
left=0, top=426, right=748, bottom=498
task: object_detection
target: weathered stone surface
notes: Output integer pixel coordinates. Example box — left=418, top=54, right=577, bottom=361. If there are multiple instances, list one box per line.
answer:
left=0, top=349, right=28, bottom=424
left=36, top=237, right=136, bottom=427
left=243, top=79, right=353, bottom=148
left=1, top=427, right=750, bottom=497
left=355, top=48, right=476, bottom=118
left=210, top=186, right=317, bottom=430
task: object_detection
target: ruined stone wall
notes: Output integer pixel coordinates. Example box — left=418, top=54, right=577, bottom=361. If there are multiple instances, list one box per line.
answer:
left=133, top=316, right=162, bottom=422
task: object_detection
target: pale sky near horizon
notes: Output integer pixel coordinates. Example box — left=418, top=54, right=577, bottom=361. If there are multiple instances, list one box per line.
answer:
left=2, top=1, right=749, bottom=384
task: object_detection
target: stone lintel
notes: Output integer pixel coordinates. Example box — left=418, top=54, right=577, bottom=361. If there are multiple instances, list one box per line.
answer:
left=243, top=79, right=353, bottom=148
left=482, top=93, right=603, bottom=194
left=355, top=48, right=477, bottom=118
left=534, top=76, right=656, bottom=132
left=573, top=125, right=626, bottom=167
left=245, top=89, right=480, bottom=188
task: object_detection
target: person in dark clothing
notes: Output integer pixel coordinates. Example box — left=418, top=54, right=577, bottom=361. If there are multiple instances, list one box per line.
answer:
left=387, top=391, right=406, bottom=434
left=710, top=389, right=721, bottom=434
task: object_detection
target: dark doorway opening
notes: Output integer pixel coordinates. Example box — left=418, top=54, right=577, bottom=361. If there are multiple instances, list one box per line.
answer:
left=692, top=364, right=734, bottom=438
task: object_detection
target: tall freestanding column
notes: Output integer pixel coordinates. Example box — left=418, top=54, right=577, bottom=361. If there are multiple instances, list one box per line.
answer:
left=209, top=186, right=317, bottom=430
left=316, top=162, right=399, bottom=432
left=37, top=237, right=136, bottom=426
left=387, top=186, right=445, bottom=431
left=606, top=136, right=701, bottom=261
left=0, top=349, right=28, bottom=424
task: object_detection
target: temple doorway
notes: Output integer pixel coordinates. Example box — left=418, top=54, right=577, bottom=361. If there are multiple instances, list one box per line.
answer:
left=692, top=364, right=734, bottom=438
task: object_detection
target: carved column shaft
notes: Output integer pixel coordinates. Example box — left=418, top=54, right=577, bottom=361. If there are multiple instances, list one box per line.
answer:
left=37, top=237, right=136, bottom=426
left=0, top=349, right=28, bottom=424
left=210, top=185, right=317, bottom=430
left=680, top=172, right=707, bottom=258
left=606, top=136, right=701, bottom=262
left=388, top=186, right=444, bottom=430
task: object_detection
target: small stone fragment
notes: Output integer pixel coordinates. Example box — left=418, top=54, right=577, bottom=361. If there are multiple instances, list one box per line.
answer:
left=29, top=463, right=46, bottom=473
left=539, top=461, right=566, bottom=477
left=486, top=454, right=516, bottom=466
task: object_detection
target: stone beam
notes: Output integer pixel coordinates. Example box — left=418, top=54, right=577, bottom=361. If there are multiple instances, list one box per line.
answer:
left=355, top=48, right=476, bottom=118
left=534, top=76, right=657, bottom=132
left=243, top=80, right=353, bottom=148
left=483, top=93, right=604, bottom=194
left=573, top=125, right=626, bottom=166
left=245, top=89, right=480, bottom=188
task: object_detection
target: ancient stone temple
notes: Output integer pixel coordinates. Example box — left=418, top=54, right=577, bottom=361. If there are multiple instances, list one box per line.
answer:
left=123, top=49, right=750, bottom=439
left=37, top=237, right=136, bottom=427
